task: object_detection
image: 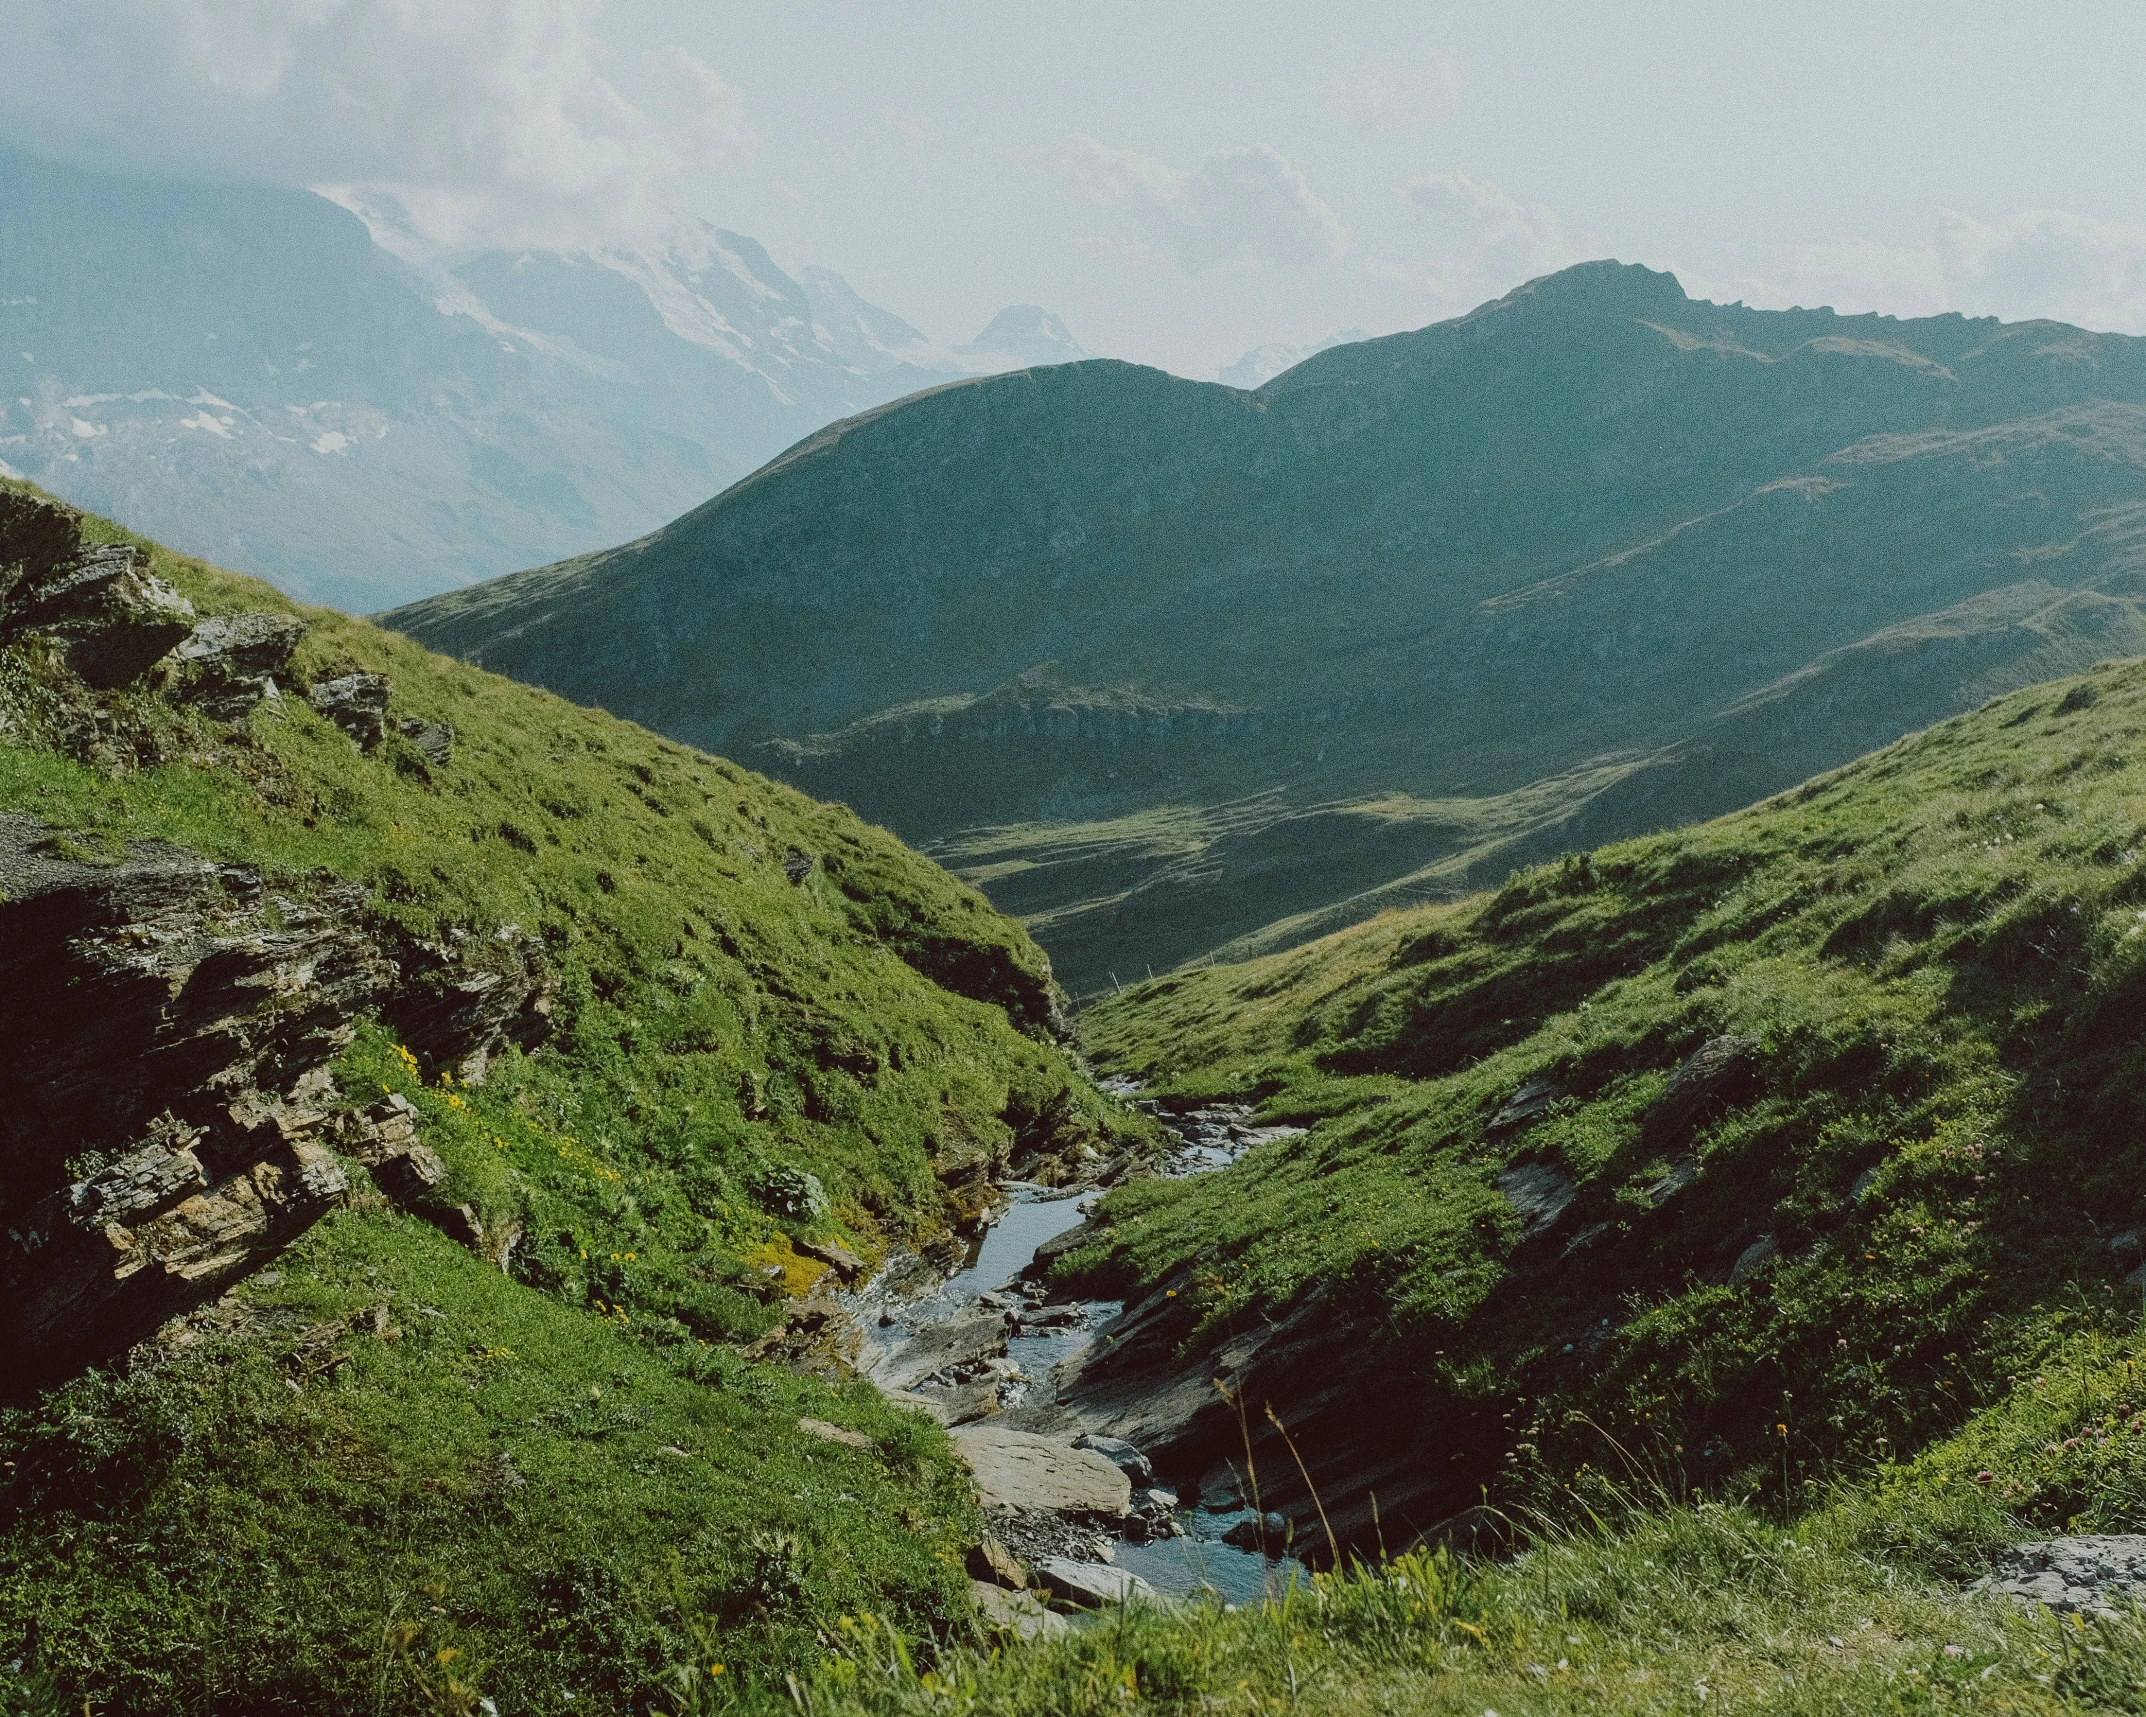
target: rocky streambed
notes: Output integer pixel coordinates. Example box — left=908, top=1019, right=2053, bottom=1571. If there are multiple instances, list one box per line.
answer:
left=845, top=1097, right=1311, bottom=1616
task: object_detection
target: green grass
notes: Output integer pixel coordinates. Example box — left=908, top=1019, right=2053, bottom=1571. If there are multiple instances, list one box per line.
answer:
left=0, top=481, right=1152, bottom=1713
left=654, top=1316, right=2146, bottom=1714
left=2, top=1214, right=977, bottom=1715
left=1075, top=650, right=2146, bottom=1514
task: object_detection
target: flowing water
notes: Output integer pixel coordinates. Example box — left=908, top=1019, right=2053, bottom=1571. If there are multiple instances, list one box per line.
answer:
left=859, top=1092, right=1312, bottom=1603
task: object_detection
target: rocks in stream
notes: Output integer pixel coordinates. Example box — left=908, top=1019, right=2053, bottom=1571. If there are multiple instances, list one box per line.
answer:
left=898, top=1378, right=1004, bottom=1426
left=953, top=1425, right=1132, bottom=1517
left=1221, top=1512, right=1291, bottom=1552
left=1073, top=1432, right=1155, bottom=1488
left=1034, top=1558, right=1161, bottom=1609
left=867, top=1307, right=1012, bottom=1393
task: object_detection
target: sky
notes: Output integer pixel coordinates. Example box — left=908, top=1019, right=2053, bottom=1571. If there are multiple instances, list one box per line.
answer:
left=5, top=0, right=2146, bottom=379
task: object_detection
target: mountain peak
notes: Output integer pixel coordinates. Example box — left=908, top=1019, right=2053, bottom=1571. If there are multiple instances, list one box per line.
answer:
left=957, top=305, right=1089, bottom=368
left=1499, top=258, right=1690, bottom=316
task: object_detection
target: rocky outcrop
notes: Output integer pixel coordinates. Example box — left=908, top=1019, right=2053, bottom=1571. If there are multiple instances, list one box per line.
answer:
left=1972, top=1538, right=2146, bottom=1615
left=2, top=542, right=196, bottom=689
left=396, top=715, right=454, bottom=767
left=0, top=816, right=393, bottom=1388
left=1643, top=1035, right=1761, bottom=1151
left=0, top=809, right=561, bottom=1389
left=309, top=672, right=393, bottom=749
left=174, top=612, right=308, bottom=720
left=384, top=924, right=556, bottom=1085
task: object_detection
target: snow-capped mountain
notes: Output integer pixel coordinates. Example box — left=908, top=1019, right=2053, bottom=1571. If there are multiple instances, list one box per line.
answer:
left=0, top=149, right=1086, bottom=611
left=955, top=306, right=1091, bottom=370
left=1216, top=329, right=1368, bottom=389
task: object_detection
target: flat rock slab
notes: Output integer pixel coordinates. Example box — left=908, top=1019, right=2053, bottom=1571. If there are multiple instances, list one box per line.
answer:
left=869, top=1309, right=1009, bottom=1392
left=1975, top=1537, right=2146, bottom=1614
left=1035, top=1558, right=1160, bottom=1609
left=952, top=1425, right=1131, bottom=1517
left=971, top=1580, right=1070, bottom=1640
left=897, top=1379, right=1002, bottom=1426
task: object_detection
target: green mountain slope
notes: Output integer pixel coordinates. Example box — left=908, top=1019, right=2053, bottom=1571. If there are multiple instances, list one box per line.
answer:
left=382, top=263, right=2146, bottom=994
left=1066, top=648, right=2146, bottom=1560
left=0, top=479, right=1145, bottom=1713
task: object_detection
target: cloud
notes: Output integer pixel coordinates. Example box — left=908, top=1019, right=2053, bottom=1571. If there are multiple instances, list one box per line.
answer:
left=0, top=0, right=757, bottom=252
left=1043, top=136, right=1347, bottom=273
left=1706, top=209, right=2146, bottom=334
left=1325, top=52, right=1463, bottom=132
left=1937, top=209, right=2146, bottom=331
left=1401, top=171, right=1583, bottom=293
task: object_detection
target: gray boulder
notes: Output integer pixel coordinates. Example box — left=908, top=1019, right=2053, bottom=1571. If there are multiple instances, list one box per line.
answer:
left=1222, top=1511, right=1289, bottom=1551
left=1072, top=1432, right=1155, bottom=1488
left=309, top=671, right=393, bottom=748
left=1034, top=1558, right=1160, bottom=1609
left=951, top=1425, right=1132, bottom=1516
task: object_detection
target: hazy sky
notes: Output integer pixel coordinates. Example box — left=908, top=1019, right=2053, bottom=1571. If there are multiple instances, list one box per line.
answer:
left=6, top=1, right=2145, bottom=377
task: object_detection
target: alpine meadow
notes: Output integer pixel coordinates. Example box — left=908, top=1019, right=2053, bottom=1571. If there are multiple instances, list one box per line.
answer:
left=15, top=14, right=2146, bottom=1710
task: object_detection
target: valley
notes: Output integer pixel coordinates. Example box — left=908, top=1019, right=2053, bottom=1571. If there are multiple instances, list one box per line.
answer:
left=13, top=473, right=2146, bottom=1712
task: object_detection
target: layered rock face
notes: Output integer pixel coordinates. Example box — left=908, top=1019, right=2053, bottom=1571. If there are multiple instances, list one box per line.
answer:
left=0, top=816, right=562, bottom=1388
left=0, top=822, right=392, bottom=1385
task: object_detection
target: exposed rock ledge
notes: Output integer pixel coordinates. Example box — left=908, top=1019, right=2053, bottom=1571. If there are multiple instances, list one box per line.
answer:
left=0, top=813, right=554, bottom=1392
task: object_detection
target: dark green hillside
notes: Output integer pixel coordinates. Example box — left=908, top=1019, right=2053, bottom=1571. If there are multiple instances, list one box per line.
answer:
left=1068, top=648, right=2146, bottom=1557
left=0, top=480, right=1144, bottom=1714
left=385, top=263, right=2146, bottom=993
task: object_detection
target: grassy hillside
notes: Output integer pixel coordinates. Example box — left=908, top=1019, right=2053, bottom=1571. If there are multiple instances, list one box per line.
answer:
left=0, top=480, right=1147, bottom=1714
left=1070, top=647, right=2146, bottom=1551
left=384, top=264, right=2146, bottom=993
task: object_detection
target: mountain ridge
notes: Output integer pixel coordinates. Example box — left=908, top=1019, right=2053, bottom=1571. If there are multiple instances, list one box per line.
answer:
left=384, top=261, right=2146, bottom=993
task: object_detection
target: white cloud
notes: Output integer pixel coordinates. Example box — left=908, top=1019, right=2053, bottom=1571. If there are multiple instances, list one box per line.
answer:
left=1043, top=136, right=1347, bottom=274
left=1937, top=209, right=2146, bottom=331
left=1325, top=52, right=1463, bottom=132
left=0, top=0, right=757, bottom=252
left=1705, top=209, right=2146, bottom=334
left=1400, top=171, right=1584, bottom=296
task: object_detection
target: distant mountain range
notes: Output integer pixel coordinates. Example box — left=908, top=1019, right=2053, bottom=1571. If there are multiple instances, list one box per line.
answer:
left=0, top=149, right=1079, bottom=610
left=384, top=262, right=2146, bottom=994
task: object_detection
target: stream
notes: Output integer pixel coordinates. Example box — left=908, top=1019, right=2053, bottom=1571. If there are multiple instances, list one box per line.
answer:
left=850, top=1094, right=1310, bottom=1605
